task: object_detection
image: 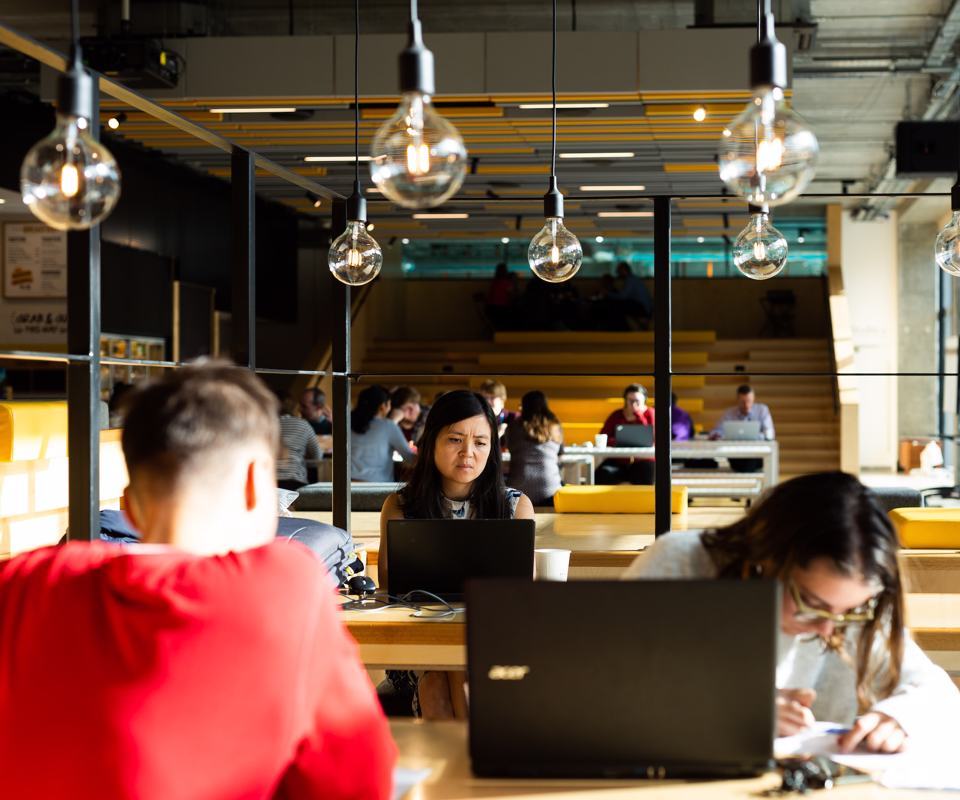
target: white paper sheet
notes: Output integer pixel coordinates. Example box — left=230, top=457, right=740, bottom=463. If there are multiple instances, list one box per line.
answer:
left=392, top=767, right=433, bottom=800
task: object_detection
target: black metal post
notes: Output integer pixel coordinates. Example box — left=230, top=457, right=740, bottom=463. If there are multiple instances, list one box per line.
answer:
left=654, top=195, right=673, bottom=536
left=938, top=267, right=948, bottom=453
left=66, top=89, right=101, bottom=541
left=231, top=147, right=255, bottom=368
left=330, top=199, right=352, bottom=534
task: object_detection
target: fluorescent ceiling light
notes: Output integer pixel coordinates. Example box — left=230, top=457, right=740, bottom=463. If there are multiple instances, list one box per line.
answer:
left=412, top=213, right=470, bottom=219
left=304, top=155, right=372, bottom=162
left=596, top=211, right=653, bottom=218
left=517, top=102, right=610, bottom=109
left=366, top=187, right=383, bottom=193
left=209, top=107, right=298, bottom=114
left=579, top=185, right=646, bottom=192
left=560, top=152, right=634, bottom=159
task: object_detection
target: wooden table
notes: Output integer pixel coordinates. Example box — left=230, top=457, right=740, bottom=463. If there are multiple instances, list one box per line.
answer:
left=390, top=720, right=953, bottom=799
left=344, top=594, right=960, bottom=672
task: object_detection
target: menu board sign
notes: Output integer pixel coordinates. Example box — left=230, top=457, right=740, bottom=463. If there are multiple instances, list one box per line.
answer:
left=3, top=223, right=68, bottom=299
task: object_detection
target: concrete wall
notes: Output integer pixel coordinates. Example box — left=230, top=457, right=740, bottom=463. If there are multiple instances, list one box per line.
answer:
left=840, top=211, right=899, bottom=470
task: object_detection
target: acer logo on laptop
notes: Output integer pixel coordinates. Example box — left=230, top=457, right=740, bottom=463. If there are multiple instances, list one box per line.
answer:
left=487, top=665, right=530, bottom=681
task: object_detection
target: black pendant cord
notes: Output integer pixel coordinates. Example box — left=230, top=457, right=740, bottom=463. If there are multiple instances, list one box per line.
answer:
left=354, top=0, right=360, bottom=187
left=550, top=0, right=557, bottom=182
left=70, top=0, right=81, bottom=63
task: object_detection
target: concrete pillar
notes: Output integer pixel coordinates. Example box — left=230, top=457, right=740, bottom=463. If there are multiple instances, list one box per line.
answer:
left=897, top=221, right=939, bottom=443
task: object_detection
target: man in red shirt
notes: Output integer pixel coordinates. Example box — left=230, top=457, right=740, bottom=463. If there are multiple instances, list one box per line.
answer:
left=0, top=361, right=396, bottom=799
left=596, top=383, right=656, bottom=485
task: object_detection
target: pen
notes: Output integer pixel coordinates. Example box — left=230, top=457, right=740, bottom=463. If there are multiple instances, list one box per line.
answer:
left=823, top=727, right=850, bottom=735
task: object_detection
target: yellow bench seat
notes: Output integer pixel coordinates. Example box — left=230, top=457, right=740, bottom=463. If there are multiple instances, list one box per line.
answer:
left=554, top=485, right=688, bottom=514
left=890, top=508, right=960, bottom=549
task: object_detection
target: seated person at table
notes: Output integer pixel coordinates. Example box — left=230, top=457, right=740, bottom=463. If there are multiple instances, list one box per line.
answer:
left=671, top=392, right=693, bottom=441
left=388, top=385, right=427, bottom=446
left=710, top=383, right=775, bottom=473
left=625, top=471, right=960, bottom=753
left=299, top=385, right=332, bottom=435
left=277, top=393, right=322, bottom=490
left=351, top=385, right=415, bottom=482
left=503, top=390, right=564, bottom=507
left=478, top=378, right=519, bottom=440
left=596, top=383, right=656, bottom=485
left=0, top=360, right=395, bottom=799
left=380, top=389, right=534, bottom=719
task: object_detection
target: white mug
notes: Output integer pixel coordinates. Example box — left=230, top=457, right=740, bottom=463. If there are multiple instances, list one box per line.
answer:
left=594, top=433, right=608, bottom=448
left=534, top=548, right=571, bottom=581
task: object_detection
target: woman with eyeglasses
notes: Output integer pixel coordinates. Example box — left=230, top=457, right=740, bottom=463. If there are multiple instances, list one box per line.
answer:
left=624, top=471, right=960, bottom=754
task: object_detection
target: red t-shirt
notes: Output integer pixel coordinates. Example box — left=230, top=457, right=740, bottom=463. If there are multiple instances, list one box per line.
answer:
left=600, top=407, right=656, bottom=463
left=0, top=540, right=396, bottom=800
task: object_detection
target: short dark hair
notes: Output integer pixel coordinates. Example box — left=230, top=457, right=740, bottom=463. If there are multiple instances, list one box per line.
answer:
left=302, top=386, right=326, bottom=405
left=122, top=360, right=279, bottom=488
left=736, top=384, right=753, bottom=395
left=623, top=383, right=645, bottom=399
left=351, top=385, right=390, bottom=435
left=390, top=385, right=421, bottom=409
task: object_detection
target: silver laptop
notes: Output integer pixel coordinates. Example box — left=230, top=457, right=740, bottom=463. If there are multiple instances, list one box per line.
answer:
left=721, top=420, right=762, bottom=440
left=467, top=579, right=778, bottom=778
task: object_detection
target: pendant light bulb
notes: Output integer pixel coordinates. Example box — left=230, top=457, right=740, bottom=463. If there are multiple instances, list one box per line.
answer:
left=733, top=207, right=787, bottom=280
left=370, top=10, right=467, bottom=209
left=529, top=215, right=582, bottom=283
left=935, top=210, right=960, bottom=277
left=719, top=87, right=818, bottom=207
left=717, top=6, right=817, bottom=207
left=21, top=65, right=121, bottom=230
left=329, top=214, right=383, bottom=286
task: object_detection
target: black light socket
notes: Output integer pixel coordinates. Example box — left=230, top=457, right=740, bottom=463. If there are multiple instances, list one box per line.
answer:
left=543, top=176, right=564, bottom=219
left=399, top=20, right=436, bottom=96
left=347, top=180, right=367, bottom=223
left=58, top=54, right=94, bottom=121
left=749, top=12, right=787, bottom=90
left=952, top=180, right=960, bottom=212
left=747, top=203, right=768, bottom=216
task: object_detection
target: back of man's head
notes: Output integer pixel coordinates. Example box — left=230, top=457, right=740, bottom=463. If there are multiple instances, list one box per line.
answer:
left=122, top=360, right=279, bottom=494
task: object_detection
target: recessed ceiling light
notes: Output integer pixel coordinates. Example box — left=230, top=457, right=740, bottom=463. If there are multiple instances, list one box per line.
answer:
left=412, top=213, right=470, bottom=219
left=797, top=235, right=806, bottom=244
left=697, top=236, right=705, bottom=243
left=366, top=187, right=383, bottom=193
left=517, top=102, right=610, bottom=110
left=209, top=107, right=298, bottom=114
left=693, top=107, right=707, bottom=122
left=560, top=152, right=634, bottom=159
left=501, top=237, right=510, bottom=244
left=595, top=235, right=604, bottom=243
left=304, top=155, right=372, bottom=162
left=580, top=185, right=646, bottom=192
left=596, top=211, right=653, bottom=218
left=401, top=238, right=410, bottom=244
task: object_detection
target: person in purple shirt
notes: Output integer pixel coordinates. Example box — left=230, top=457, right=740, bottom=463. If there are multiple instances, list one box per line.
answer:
left=670, top=393, right=693, bottom=441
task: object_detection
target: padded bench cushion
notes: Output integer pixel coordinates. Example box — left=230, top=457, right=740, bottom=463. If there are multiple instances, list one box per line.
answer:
left=889, top=507, right=960, bottom=549
left=292, top=483, right=399, bottom=512
left=554, top=485, right=687, bottom=514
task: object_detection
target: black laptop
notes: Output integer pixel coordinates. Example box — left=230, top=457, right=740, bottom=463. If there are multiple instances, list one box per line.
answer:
left=614, top=424, right=654, bottom=447
left=385, top=519, right=535, bottom=598
left=467, top=579, right=778, bottom=778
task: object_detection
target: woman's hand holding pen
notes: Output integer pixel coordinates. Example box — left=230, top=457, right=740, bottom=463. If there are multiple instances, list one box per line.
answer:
left=838, top=712, right=907, bottom=754
left=776, top=688, right=816, bottom=736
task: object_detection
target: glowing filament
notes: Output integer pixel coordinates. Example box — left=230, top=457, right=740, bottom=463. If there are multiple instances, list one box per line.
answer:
left=347, top=248, right=362, bottom=268
left=756, top=137, right=784, bottom=173
left=60, top=163, right=79, bottom=198
left=753, top=241, right=767, bottom=261
left=549, top=245, right=560, bottom=264
left=406, top=143, right=430, bottom=175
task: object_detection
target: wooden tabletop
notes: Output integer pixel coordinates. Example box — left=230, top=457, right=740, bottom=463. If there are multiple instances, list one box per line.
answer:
left=390, top=720, right=953, bottom=799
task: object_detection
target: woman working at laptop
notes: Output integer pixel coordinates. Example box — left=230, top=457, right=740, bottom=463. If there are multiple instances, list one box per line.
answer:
left=625, top=472, right=960, bottom=754
left=596, top=383, right=655, bottom=485
left=379, top=389, right=534, bottom=717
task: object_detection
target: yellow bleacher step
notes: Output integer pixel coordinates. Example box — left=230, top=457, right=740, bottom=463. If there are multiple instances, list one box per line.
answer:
left=554, top=485, right=688, bottom=514
left=494, top=331, right=717, bottom=346
left=477, top=351, right=708, bottom=368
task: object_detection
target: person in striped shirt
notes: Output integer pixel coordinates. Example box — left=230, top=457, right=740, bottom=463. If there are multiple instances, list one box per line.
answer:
left=277, top=395, right=322, bottom=490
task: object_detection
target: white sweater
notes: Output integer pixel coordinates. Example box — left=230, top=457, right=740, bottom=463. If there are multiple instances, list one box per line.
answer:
left=624, top=531, right=960, bottom=741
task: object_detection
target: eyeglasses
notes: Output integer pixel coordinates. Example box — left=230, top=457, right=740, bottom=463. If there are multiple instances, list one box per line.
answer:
left=787, top=580, right=878, bottom=626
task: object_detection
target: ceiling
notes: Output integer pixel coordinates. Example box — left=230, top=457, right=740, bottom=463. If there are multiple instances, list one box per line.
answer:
left=2, top=0, right=959, bottom=238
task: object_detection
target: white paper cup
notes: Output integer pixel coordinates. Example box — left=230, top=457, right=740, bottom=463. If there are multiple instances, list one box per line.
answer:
left=534, top=548, right=571, bottom=581
left=594, top=433, right=608, bottom=448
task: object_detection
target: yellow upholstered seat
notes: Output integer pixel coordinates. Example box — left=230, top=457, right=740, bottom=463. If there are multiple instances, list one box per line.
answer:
left=889, top=507, right=960, bottom=549
left=554, top=484, right=687, bottom=514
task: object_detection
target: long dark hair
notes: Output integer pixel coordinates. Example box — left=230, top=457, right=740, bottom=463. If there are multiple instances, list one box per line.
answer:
left=701, top=471, right=903, bottom=711
left=520, top=390, right=560, bottom=444
left=398, top=390, right=511, bottom=519
left=351, top=385, right=389, bottom=435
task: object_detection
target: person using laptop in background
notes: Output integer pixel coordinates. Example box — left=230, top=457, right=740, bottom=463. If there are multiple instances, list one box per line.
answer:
left=380, top=389, right=534, bottom=718
left=709, top=384, right=775, bottom=473
left=0, top=361, right=396, bottom=799
left=625, top=471, right=960, bottom=754
left=596, top=383, right=656, bottom=485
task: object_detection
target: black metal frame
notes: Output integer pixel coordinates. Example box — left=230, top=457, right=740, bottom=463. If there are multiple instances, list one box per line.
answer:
left=231, top=147, right=256, bottom=369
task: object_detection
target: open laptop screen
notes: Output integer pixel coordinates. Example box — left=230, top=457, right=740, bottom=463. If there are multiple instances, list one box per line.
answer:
left=467, top=578, right=778, bottom=779
left=386, top=519, right=535, bottom=598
